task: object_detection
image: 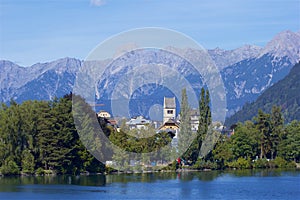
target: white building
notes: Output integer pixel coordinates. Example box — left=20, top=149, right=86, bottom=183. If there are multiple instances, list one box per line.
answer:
left=97, top=110, right=111, bottom=119
left=189, top=109, right=200, bottom=132
left=126, top=116, right=151, bottom=130
left=163, top=97, right=176, bottom=124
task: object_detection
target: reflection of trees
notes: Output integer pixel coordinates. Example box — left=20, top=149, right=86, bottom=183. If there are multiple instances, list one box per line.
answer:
left=106, top=172, right=178, bottom=184
left=226, top=169, right=253, bottom=177
left=194, top=171, right=220, bottom=181
left=0, top=175, right=106, bottom=191
left=72, top=175, right=106, bottom=186
left=0, top=170, right=220, bottom=187
left=225, top=169, right=294, bottom=178
left=106, top=171, right=222, bottom=184
left=1, top=169, right=297, bottom=191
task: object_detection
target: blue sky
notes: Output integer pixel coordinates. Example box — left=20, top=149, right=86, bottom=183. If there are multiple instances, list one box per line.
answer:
left=0, top=0, right=299, bottom=66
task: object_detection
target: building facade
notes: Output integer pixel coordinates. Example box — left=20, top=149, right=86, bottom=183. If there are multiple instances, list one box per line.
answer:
left=126, top=116, right=151, bottom=130
left=189, top=109, right=200, bottom=132
left=163, top=97, right=176, bottom=124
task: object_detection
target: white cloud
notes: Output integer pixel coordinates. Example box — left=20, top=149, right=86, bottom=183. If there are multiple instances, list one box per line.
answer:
left=90, top=0, right=106, bottom=7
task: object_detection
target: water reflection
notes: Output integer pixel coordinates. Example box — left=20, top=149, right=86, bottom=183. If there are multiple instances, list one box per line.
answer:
left=0, top=169, right=298, bottom=192
left=0, top=170, right=299, bottom=200
left=106, top=172, right=178, bottom=184
left=0, top=175, right=106, bottom=192
left=225, top=168, right=299, bottom=177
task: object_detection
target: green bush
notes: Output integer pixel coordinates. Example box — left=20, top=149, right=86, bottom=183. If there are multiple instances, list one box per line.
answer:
left=193, top=159, right=218, bottom=170
left=226, top=160, right=236, bottom=168
left=35, top=167, right=45, bottom=175
left=193, top=159, right=204, bottom=169
left=44, top=169, right=56, bottom=175
left=0, top=159, right=20, bottom=175
left=253, top=159, right=269, bottom=168
left=21, top=150, right=35, bottom=174
left=227, top=157, right=251, bottom=169
left=160, top=161, right=177, bottom=171
left=273, top=157, right=288, bottom=168
left=237, top=158, right=252, bottom=169
left=251, top=158, right=296, bottom=169
left=286, top=161, right=296, bottom=168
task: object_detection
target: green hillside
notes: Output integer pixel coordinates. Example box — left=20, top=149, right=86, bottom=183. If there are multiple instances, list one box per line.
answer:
left=226, top=62, right=300, bottom=126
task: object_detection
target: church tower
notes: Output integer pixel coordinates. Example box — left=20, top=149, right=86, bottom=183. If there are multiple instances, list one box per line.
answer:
left=163, top=97, right=176, bottom=124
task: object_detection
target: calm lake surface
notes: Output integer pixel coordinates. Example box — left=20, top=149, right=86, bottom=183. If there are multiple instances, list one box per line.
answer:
left=0, top=170, right=299, bottom=200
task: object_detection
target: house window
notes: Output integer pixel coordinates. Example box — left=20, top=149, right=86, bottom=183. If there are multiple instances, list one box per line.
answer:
left=167, top=110, right=173, bottom=114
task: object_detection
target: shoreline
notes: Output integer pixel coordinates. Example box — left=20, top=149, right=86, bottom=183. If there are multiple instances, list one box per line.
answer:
left=1, top=166, right=299, bottom=178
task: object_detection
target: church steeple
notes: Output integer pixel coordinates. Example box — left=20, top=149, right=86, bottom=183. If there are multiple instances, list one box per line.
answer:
left=163, top=97, right=176, bottom=124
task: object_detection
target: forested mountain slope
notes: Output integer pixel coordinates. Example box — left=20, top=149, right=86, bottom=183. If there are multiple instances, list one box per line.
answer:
left=226, top=62, right=300, bottom=125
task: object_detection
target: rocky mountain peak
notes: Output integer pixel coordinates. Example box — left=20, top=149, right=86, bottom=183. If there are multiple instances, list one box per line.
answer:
left=208, top=45, right=262, bottom=69
left=259, top=30, right=300, bottom=64
left=0, top=60, right=23, bottom=70
left=30, top=57, right=82, bottom=74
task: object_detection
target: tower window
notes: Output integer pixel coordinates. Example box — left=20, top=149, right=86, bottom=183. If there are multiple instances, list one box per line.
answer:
left=167, top=110, right=173, bottom=114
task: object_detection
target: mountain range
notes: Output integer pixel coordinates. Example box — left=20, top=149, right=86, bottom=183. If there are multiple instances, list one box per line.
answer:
left=225, top=62, right=300, bottom=125
left=221, top=30, right=300, bottom=116
left=1, top=30, right=299, bottom=121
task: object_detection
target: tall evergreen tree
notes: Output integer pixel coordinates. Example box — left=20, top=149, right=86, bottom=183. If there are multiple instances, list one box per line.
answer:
left=183, top=87, right=212, bottom=163
left=270, top=106, right=284, bottom=159
left=205, top=89, right=212, bottom=127
left=198, top=88, right=212, bottom=136
left=178, top=88, right=191, bottom=156
left=254, top=109, right=271, bottom=159
left=36, top=101, right=56, bottom=170
left=198, top=88, right=207, bottom=137
left=197, top=87, right=212, bottom=158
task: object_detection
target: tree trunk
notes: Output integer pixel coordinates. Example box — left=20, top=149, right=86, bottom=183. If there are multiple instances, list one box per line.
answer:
left=260, top=143, right=264, bottom=159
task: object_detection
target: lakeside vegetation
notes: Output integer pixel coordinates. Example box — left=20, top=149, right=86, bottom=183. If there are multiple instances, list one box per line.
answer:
left=191, top=107, right=300, bottom=170
left=171, top=88, right=299, bottom=171
left=0, top=93, right=299, bottom=176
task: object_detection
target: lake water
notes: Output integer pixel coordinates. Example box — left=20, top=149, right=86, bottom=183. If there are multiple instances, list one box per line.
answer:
left=0, top=170, right=299, bottom=200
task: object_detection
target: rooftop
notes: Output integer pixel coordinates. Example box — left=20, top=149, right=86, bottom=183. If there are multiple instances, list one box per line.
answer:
left=164, top=97, right=176, bottom=109
left=126, top=116, right=151, bottom=125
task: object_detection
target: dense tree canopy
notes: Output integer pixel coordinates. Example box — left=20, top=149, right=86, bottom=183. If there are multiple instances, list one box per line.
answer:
left=0, top=93, right=299, bottom=175
left=209, top=106, right=300, bottom=169
left=0, top=94, right=105, bottom=175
